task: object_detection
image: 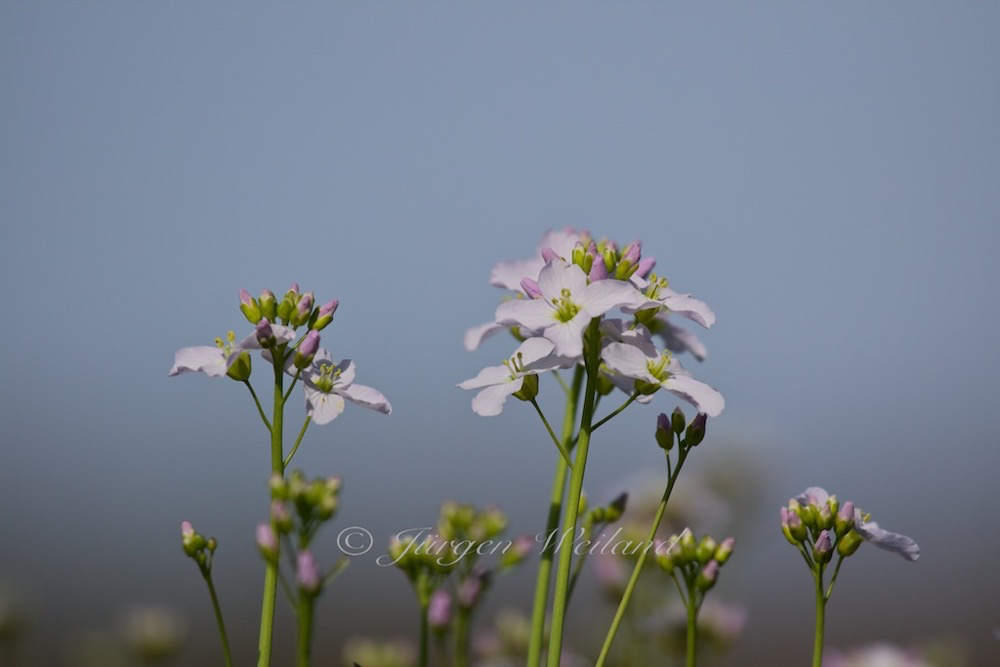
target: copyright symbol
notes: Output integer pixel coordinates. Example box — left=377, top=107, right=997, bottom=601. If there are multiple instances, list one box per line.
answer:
left=337, top=526, right=373, bottom=556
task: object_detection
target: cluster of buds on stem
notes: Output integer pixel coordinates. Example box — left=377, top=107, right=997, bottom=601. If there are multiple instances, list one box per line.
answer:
left=655, top=408, right=707, bottom=451
left=559, top=236, right=652, bottom=283
left=240, top=284, right=339, bottom=333
left=180, top=521, right=218, bottom=578
left=657, top=530, right=735, bottom=597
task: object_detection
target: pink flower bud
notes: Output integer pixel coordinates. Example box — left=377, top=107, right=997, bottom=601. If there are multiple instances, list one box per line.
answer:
left=636, top=256, right=656, bottom=278
left=540, top=246, right=560, bottom=262
left=255, top=318, right=274, bottom=346
left=181, top=521, right=194, bottom=539
left=521, top=278, right=544, bottom=299
left=300, top=331, right=319, bottom=357
left=588, top=257, right=608, bottom=282
left=239, top=289, right=254, bottom=307
left=318, top=299, right=339, bottom=318
left=296, top=551, right=321, bottom=593
left=297, top=292, right=314, bottom=317
left=622, top=241, right=641, bottom=264
left=427, top=590, right=452, bottom=631
left=289, top=282, right=300, bottom=295
left=256, top=524, right=277, bottom=552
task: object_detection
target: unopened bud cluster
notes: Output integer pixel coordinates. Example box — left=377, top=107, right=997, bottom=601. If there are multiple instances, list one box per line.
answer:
left=657, top=530, right=735, bottom=595
left=655, top=408, right=708, bottom=451
left=241, top=284, right=339, bottom=332
left=781, top=493, right=863, bottom=564
left=180, top=521, right=218, bottom=577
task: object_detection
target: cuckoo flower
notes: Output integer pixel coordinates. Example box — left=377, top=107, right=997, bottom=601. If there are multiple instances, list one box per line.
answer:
left=794, top=487, right=920, bottom=561
left=601, top=341, right=725, bottom=416
left=301, top=350, right=392, bottom=425
left=168, top=323, right=292, bottom=379
left=495, top=260, right=652, bottom=358
left=627, top=274, right=716, bottom=329
left=458, top=337, right=571, bottom=416
left=489, top=228, right=584, bottom=293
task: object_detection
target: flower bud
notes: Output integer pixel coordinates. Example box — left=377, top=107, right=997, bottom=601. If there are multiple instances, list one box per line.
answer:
left=258, top=289, right=277, bottom=321
left=571, top=243, right=586, bottom=268
left=602, top=246, right=617, bottom=272
left=256, top=524, right=278, bottom=562
left=255, top=318, right=276, bottom=347
left=714, top=537, right=735, bottom=564
left=655, top=413, right=674, bottom=450
left=540, top=247, right=560, bottom=263
left=835, top=501, right=855, bottom=536
left=457, top=572, right=487, bottom=609
left=239, top=289, right=262, bottom=324
left=271, top=501, right=293, bottom=534
left=636, top=256, right=656, bottom=278
left=500, top=535, right=534, bottom=569
left=290, top=292, right=314, bottom=327
left=813, top=530, right=833, bottom=564
left=269, top=473, right=288, bottom=500
left=276, top=295, right=296, bottom=324
left=685, top=413, right=707, bottom=446
left=311, top=299, right=339, bottom=330
left=295, top=331, right=320, bottom=369
left=427, top=590, right=452, bottom=633
left=181, top=521, right=205, bottom=557
left=837, top=528, right=863, bottom=557
left=827, top=495, right=839, bottom=517
left=671, top=407, right=686, bottom=434
left=226, top=351, right=252, bottom=382
left=606, top=493, right=628, bottom=522
left=596, top=372, right=615, bottom=396
left=679, top=530, right=697, bottom=564
left=521, top=278, right=544, bottom=300
left=588, top=256, right=609, bottom=282
left=696, top=536, right=718, bottom=565
left=512, top=373, right=539, bottom=402
left=781, top=507, right=806, bottom=544
left=657, top=550, right=676, bottom=574
left=296, top=551, right=321, bottom=594
left=817, top=505, right=834, bottom=532
left=696, top=560, right=719, bottom=591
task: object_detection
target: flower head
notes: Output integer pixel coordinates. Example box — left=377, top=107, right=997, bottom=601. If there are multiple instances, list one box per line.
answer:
left=301, top=350, right=392, bottom=425
left=458, top=337, right=571, bottom=416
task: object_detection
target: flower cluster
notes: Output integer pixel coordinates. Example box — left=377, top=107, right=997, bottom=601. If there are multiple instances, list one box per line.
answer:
left=180, top=521, right=218, bottom=578
left=170, top=284, right=390, bottom=426
left=461, top=229, right=723, bottom=418
left=781, top=487, right=920, bottom=563
left=657, top=530, right=735, bottom=595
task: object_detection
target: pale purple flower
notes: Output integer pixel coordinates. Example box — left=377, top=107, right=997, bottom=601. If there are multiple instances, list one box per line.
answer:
left=301, top=350, right=392, bottom=425
left=625, top=278, right=716, bottom=329
left=601, top=341, right=725, bottom=417
left=168, top=323, right=291, bottom=378
left=495, top=261, right=653, bottom=358
left=458, top=337, right=572, bottom=416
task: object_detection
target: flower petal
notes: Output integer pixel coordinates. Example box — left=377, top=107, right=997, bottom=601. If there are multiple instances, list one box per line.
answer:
left=662, top=374, right=725, bottom=417
left=338, top=383, right=392, bottom=415
left=537, top=260, right=588, bottom=301
left=795, top=487, right=831, bottom=507
left=238, top=324, right=295, bottom=350
left=464, top=321, right=507, bottom=351
left=581, top=279, right=653, bottom=318
left=490, top=259, right=543, bottom=293
left=471, top=380, right=522, bottom=417
left=515, top=337, right=557, bottom=367
left=495, top=298, right=556, bottom=332
left=601, top=342, right=657, bottom=382
left=544, top=315, right=588, bottom=358
left=660, top=288, right=716, bottom=328
left=601, top=319, right=659, bottom=357
left=855, top=513, right=920, bottom=562
left=458, top=365, right=514, bottom=390
left=305, top=387, right=346, bottom=425
left=169, top=346, right=227, bottom=377
left=652, top=317, right=708, bottom=361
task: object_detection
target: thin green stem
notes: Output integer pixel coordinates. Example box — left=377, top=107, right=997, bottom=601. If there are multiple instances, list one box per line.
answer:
left=552, top=370, right=570, bottom=395
left=244, top=381, right=272, bottom=432
left=526, top=368, right=584, bottom=666
left=591, top=392, right=640, bottom=432
left=418, top=600, right=430, bottom=667
left=595, top=445, right=691, bottom=666
left=257, top=347, right=285, bottom=667
left=530, top=399, right=573, bottom=468
left=813, top=568, right=826, bottom=667
left=203, top=572, right=234, bottom=667
left=283, top=368, right=302, bottom=404
left=454, top=607, right=471, bottom=667
left=686, top=587, right=698, bottom=667
left=566, top=518, right=598, bottom=604
left=296, top=595, right=315, bottom=667
left=284, top=417, right=312, bottom=468
left=825, top=555, right=844, bottom=600
left=546, top=319, right=602, bottom=667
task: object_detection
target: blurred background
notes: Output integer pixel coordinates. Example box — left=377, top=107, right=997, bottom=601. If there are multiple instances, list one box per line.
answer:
left=1, top=2, right=998, bottom=665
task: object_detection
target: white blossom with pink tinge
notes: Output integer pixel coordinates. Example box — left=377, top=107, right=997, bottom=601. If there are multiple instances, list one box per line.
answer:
left=458, top=337, right=573, bottom=416
left=301, top=349, right=392, bottom=425
left=168, top=323, right=294, bottom=378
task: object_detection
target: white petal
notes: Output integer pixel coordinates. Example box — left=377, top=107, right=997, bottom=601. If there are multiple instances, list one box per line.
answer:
left=332, top=359, right=357, bottom=387
left=305, top=387, right=346, bottom=425
left=795, top=487, right=831, bottom=507
left=653, top=318, right=708, bottom=361
left=238, top=324, right=295, bottom=350
left=581, top=279, right=652, bottom=318
left=855, top=512, right=920, bottom=562
left=490, top=259, right=543, bottom=293
left=600, top=319, right=659, bottom=357
left=662, top=374, right=725, bottom=417
left=471, top=381, right=522, bottom=417
left=544, top=315, right=588, bottom=358
left=458, top=365, right=514, bottom=390
left=660, top=288, right=716, bottom=328
left=538, top=228, right=583, bottom=260
left=169, top=346, right=227, bottom=377
left=514, top=337, right=556, bottom=367
left=537, top=261, right=588, bottom=301
left=601, top=342, right=656, bottom=381
left=464, top=321, right=507, bottom=351
left=495, top=298, right=556, bottom=332
left=338, top=383, right=392, bottom=415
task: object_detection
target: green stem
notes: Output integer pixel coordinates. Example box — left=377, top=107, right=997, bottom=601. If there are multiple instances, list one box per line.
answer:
left=813, top=568, right=826, bottom=667
left=418, top=599, right=430, bottom=667
left=546, top=319, right=602, bottom=667
left=595, top=445, right=690, bottom=666
left=591, top=392, right=639, bottom=432
left=526, top=368, right=583, bottom=666
left=283, top=368, right=302, bottom=403
left=284, top=417, right=312, bottom=468
left=686, top=589, right=698, bottom=667
left=257, top=348, right=285, bottom=667
left=296, top=595, right=315, bottom=667
left=244, top=381, right=272, bottom=432
left=530, top=399, right=573, bottom=468
left=454, top=607, right=471, bottom=667
left=203, top=572, right=234, bottom=667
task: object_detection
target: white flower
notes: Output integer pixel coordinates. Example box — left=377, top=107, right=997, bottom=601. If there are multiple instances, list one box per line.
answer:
left=495, top=261, right=653, bottom=358
left=458, top=338, right=571, bottom=416
left=625, top=275, right=715, bottom=329
left=168, top=325, right=294, bottom=378
left=301, top=350, right=391, bottom=425
left=648, top=314, right=709, bottom=361
left=489, top=228, right=583, bottom=293
left=601, top=341, right=725, bottom=417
